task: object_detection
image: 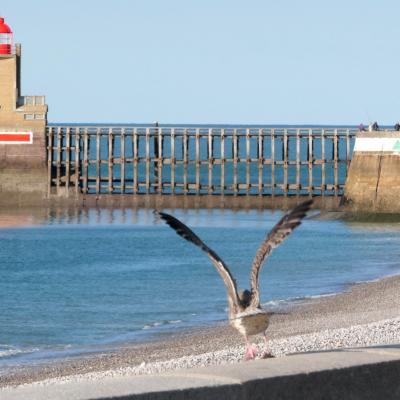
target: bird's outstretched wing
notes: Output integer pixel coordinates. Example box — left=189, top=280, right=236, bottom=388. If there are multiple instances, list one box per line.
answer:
left=155, top=211, right=241, bottom=314
left=249, top=200, right=313, bottom=308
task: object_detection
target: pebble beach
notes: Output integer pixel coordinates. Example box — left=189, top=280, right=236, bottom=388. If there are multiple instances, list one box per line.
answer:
left=1, top=273, right=399, bottom=389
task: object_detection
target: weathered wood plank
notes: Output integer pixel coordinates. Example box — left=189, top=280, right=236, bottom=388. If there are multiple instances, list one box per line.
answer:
left=108, top=128, right=114, bottom=194
left=283, top=128, right=288, bottom=197
left=56, top=127, right=62, bottom=194
left=308, top=129, right=313, bottom=197
left=133, top=128, right=138, bottom=194
left=233, top=128, right=238, bottom=195
left=271, top=129, right=275, bottom=196
left=74, top=128, right=80, bottom=194
left=121, top=128, right=126, bottom=194
left=145, top=128, right=150, bottom=194
left=195, top=128, right=200, bottom=194
left=208, top=128, right=213, bottom=194
left=183, top=128, right=188, bottom=194
left=346, top=128, right=351, bottom=170
left=47, top=127, right=53, bottom=197
left=296, top=129, right=300, bottom=196
left=155, top=126, right=163, bottom=194
left=96, top=128, right=101, bottom=194
left=333, top=128, right=338, bottom=197
left=258, top=128, right=264, bottom=195
left=83, top=128, right=89, bottom=194
left=221, top=129, right=225, bottom=194
left=171, top=128, right=175, bottom=194
left=65, top=127, right=71, bottom=195
left=321, top=129, right=325, bottom=197
left=246, top=128, right=250, bottom=194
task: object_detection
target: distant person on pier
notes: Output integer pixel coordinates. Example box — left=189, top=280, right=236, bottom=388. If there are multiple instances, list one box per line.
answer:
left=358, top=123, right=366, bottom=131
left=394, top=123, right=400, bottom=131
left=372, top=121, right=379, bottom=131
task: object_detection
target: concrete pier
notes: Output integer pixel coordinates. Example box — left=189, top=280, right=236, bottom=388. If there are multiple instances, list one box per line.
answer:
left=344, top=131, right=400, bottom=212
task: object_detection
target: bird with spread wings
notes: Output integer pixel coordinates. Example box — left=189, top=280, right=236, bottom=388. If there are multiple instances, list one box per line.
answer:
left=155, top=199, right=313, bottom=360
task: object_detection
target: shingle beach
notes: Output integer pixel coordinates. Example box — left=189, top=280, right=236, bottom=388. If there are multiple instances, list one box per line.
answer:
left=1, top=274, right=399, bottom=389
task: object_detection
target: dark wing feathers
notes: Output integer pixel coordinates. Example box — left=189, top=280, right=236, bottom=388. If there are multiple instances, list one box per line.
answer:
left=156, top=201, right=312, bottom=313
left=155, top=211, right=241, bottom=314
left=249, top=199, right=313, bottom=307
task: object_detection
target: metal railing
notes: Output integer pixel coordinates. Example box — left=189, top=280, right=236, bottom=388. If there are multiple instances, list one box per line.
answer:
left=18, top=96, right=46, bottom=107
left=47, top=126, right=357, bottom=196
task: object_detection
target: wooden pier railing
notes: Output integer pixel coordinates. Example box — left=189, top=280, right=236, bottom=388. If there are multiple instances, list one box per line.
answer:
left=47, top=126, right=356, bottom=197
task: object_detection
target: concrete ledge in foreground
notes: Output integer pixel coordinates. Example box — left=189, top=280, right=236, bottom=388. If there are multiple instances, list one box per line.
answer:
left=2, top=345, right=400, bottom=400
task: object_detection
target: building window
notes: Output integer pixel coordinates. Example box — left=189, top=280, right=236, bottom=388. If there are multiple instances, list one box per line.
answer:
left=24, top=114, right=34, bottom=120
left=34, top=114, right=44, bottom=120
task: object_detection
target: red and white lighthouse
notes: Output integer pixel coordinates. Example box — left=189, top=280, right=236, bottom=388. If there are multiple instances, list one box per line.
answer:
left=0, top=16, right=13, bottom=55
left=0, top=15, right=48, bottom=199
left=0, top=15, right=47, bottom=146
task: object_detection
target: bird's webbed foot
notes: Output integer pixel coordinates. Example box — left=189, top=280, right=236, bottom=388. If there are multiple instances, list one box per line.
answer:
left=243, top=343, right=258, bottom=361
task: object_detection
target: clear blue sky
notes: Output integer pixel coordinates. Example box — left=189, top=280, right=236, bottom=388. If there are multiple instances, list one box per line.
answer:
left=2, top=0, right=400, bottom=124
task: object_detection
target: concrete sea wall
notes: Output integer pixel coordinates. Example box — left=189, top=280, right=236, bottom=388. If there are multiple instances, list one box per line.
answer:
left=344, top=131, right=400, bottom=213
left=2, top=346, right=400, bottom=400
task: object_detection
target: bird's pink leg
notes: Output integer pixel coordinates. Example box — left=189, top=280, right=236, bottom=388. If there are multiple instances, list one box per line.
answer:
left=261, top=333, right=274, bottom=359
left=244, top=338, right=258, bottom=361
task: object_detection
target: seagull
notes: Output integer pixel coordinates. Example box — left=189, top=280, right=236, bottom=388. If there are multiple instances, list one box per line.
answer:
left=155, top=199, right=313, bottom=360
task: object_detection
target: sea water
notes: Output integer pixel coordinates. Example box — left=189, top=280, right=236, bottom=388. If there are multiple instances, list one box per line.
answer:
left=1, top=207, right=400, bottom=367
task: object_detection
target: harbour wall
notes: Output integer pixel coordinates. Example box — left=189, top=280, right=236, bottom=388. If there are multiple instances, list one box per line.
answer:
left=0, top=44, right=48, bottom=203
left=344, top=131, right=400, bottom=213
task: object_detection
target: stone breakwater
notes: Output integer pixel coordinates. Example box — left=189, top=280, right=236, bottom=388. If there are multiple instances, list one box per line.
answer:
left=10, top=317, right=399, bottom=388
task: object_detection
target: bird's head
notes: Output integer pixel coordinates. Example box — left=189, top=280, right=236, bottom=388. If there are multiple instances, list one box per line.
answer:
left=239, top=289, right=252, bottom=307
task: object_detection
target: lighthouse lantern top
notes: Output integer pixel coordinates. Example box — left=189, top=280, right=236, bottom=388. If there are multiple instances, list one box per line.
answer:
left=0, top=17, right=13, bottom=55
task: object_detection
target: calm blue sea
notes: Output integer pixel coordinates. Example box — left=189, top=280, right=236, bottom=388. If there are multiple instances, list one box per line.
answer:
left=1, top=208, right=400, bottom=367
